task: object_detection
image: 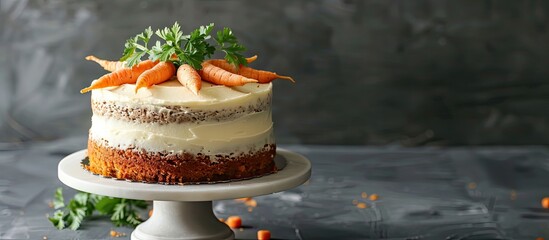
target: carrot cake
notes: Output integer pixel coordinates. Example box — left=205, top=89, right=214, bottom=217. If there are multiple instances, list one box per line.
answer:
left=85, top=79, right=276, bottom=184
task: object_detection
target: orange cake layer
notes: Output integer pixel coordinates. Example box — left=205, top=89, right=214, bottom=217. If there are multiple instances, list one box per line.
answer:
left=86, top=139, right=277, bottom=184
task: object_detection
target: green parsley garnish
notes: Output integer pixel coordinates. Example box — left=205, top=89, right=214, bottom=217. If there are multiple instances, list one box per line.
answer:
left=48, top=188, right=148, bottom=230
left=214, top=27, right=247, bottom=67
left=120, top=27, right=153, bottom=67
left=121, top=22, right=248, bottom=70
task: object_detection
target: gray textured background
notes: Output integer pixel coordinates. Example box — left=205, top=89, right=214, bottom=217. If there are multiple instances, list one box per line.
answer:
left=1, top=0, right=549, bottom=146
left=2, top=2, right=549, bottom=239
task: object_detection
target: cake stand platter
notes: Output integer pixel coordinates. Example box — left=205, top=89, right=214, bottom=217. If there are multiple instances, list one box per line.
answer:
left=58, top=148, right=311, bottom=240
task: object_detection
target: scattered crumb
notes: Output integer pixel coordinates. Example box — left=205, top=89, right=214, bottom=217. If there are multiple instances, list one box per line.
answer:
left=257, top=230, right=271, bottom=240
left=369, top=194, right=379, bottom=201
left=43, top=236, right=47, bottom=240
left=148, top=209, right=153, bottom=217
left=110, top=230, right=126, bottom=238
left=235, top=197, right=252, bottom=202
left=542, top=197, right=549, bottom=209
left=352, top=199, right=358, bottom=205
left=218, top=218, right=225, bottom=222
left=244, top=199, right=258, bottom=207
left=226, top=216, right=242, bottom=228
left=468, top=182, right=477, bottom=189
left=361, top=192, right=368, bottom=199
left=236, top=197, right=258, bottom=212
left=239, top=228, right=244, bottom=232
left=356, top=203, right=367, bottom=209
left=510, top=190, right=517, bottom=201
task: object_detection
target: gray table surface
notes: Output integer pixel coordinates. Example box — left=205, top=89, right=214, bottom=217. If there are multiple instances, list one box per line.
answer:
left=0, top=137, right=548, bottom=240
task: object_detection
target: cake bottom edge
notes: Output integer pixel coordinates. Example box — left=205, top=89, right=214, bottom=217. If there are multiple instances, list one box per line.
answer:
left=85, top=139, right=277, bottom=184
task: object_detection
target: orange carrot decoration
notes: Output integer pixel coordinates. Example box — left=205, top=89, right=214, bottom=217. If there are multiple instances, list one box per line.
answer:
left=135, top=61, right=176, bottom=93
left=80, top=60, right=157, bottom=93
left=206, top=56, right=257, bottom=72
left=176, top=64, right=201, bottom=95
left=206, top=56, right=294, bottom=84
left=199, top=62, right=258, bottom=86
left=237, top=66, right=294, bottom=83
left=246, top=55, right=258, bottom=64
left=85, top=55, right=127, bottom=72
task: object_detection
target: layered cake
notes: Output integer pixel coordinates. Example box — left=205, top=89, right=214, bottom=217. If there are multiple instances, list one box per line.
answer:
left=86, top=80, right=276, bottom=184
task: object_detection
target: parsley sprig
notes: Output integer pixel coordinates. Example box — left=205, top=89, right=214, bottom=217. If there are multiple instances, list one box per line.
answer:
left=120, top=27, right=153, bottom=67
left=215, top=27, right=247, bottom=67
left=48, top=188, right=148, bottom=230
left=121, top=22, right=248, bottom=70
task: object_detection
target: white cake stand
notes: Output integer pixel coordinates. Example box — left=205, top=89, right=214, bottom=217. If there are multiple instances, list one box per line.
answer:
left=58, top=148, right=311, bottom=240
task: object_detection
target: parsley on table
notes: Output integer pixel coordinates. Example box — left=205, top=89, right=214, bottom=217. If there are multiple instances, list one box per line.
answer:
left=48, top=188, right=148, bottom=230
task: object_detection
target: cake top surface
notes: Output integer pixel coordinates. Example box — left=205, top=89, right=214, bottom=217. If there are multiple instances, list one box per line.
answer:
left=92, top=79, right=272, bottom=106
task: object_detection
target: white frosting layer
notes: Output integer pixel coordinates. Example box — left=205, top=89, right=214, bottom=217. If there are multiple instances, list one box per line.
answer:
left=92, top=79, right=272, bottom=109
left=89, top=81, right=274, bottom=154
left=90, top=112, right=274, bottom=154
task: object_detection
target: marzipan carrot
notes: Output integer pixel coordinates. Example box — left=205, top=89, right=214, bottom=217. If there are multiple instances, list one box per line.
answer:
left=206, top=55, right=257, bottom=72
left=85, top=55, right=126, bottom=72
left=80, top=60, right=157, bottom=93
left=177, top=64, right=201, bottom=95
left=199, top=62, right=257, bottom=86
left=135, top=61, right=176, bottom=93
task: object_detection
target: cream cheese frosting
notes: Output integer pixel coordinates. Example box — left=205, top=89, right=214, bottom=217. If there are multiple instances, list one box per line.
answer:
left=91, top=79, right=272, bottom=109
left=90, top=112, right=274, bottom=154
left=89, top=80, right=274, bottom=155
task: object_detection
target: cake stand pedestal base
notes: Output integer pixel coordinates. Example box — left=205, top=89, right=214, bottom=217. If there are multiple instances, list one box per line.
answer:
left=58, top=148, right=311, bottom=240
left=132, top=201, right=233, bottom=240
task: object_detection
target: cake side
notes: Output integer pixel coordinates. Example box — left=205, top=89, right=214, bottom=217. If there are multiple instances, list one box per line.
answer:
left=86, top=80, right=277, bottom=183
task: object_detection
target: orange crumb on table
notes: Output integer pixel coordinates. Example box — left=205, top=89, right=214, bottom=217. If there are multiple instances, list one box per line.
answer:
left=218, top=218, right=225, bottom=222
left=510, top=190, right=517, bottom=200
left=468, top=182, right=477, bottom=189
left=245, top=199, right=258, bottom=207
left=149, top=209, right=153, bottom=217
left=248, top=207, right=253, bottom=212
left=257, top=230, right=271, bottom=240
left=369, top=194, right=379, bottom=201
left=361, top=192, right=368, bottom=199
left=542, top=197, right=549, bottom=209
left=110, top=230, right=125, bottom=238
left=352, top=199, right=358, bottom=205
left=356, top=203, right=367, bottom=209
left=235, top=197, right=252, bottom=202
left=226, top=216, right=242, bottom=228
